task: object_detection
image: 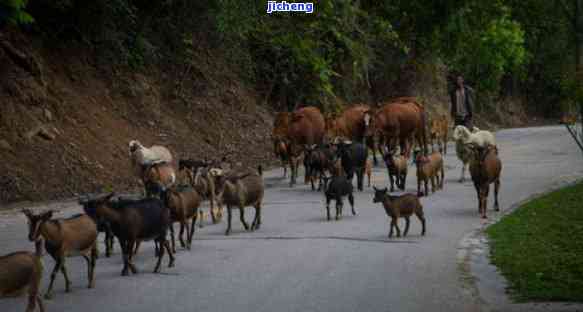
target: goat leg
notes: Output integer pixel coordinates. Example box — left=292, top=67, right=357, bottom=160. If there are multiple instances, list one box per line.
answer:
left=424, top=180, right=429, bottom=196
left=460, top=163, right=466, bottom=183
left=417, top=212, right=426, bottom=236
left=165, top=240, right=175, bottom=268
left=153, top=239, right=165, bottom=273
left=188, top=215, right=197, bottom=250
left=336, top=199, right=343, bottom=220
left=388, top=219, right=394, bottom=238
left=209, top=196, right=217, bottom=225
left=239, top=206, right=250, bottom=230
left=403, top=217, right=410, bottom=237
left=251, top=203, right=262, bottom=230
left=89, top=244, right=97, bottom=288
left=59, top=259, right=72, bottom=293
left=494, top=179, right=501, bottom=211
left=225, top=206, right=233, bottom=236
left=430, top=176, right=436, bottom=193
left=179, top=222, right=186, bottom=249
left=121, top=241, right=130, bottom=276
left=44, top=258, right=61, bottom=299
left=29, top=293, right=45, bottom=312
left=105, top=229, right=114, bottom=257
left=348, top=193, right=356, bottom=216
left=326, top=197, right=331, bottom=221
left=393, top=219, right=401, bottom=237
left=169, top=225, right=176, bottom=254
left=128, top=241, right=138, bottom=274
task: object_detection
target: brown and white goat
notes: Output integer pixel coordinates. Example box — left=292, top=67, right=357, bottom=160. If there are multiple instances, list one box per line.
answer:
left=161, top=186, right=202, bottom=252
left=0, top=240, right=45, bottom=312
left=192, top=167, right=223, bottom=224
left=372, top=187, right=426, bottom=238
left=23, top=210, right=97, bottom=299
left=383, top=148, right=408, bottom=192
left=415, top=151, right=444, bottom=197
left=468, top=144, right=502, bottom=218
left=211, top=167, right=264, bottom=236
left=142, top=162, right=176, bottom=197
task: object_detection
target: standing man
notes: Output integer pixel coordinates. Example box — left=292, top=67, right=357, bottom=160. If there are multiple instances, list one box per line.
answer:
left=450, top=75, right=474, bottom=129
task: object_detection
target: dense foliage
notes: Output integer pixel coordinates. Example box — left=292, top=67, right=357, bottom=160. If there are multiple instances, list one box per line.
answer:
left=1, top=0, right=582, bottom=117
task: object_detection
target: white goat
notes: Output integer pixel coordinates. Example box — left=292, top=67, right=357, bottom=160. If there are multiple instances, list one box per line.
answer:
left=452, top=126, right=496, bottom=182
left=129, top=140, right=173, bottom=166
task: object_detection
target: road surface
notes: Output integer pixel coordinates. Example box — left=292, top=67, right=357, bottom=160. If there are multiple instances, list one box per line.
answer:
left=1, top=126, right=582, bottom=312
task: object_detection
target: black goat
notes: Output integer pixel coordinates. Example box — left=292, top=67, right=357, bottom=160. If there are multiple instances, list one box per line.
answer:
left=304, top=144, right=335, bottom=191
left=321, top=174, right=356, bottom=221
left=335, top=141, right=368, bottom=191
left=83, top=193, right=174, bottom=276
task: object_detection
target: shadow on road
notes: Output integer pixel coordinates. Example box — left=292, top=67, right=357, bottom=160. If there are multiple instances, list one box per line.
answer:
left=194, top=235, right=419, bottom=244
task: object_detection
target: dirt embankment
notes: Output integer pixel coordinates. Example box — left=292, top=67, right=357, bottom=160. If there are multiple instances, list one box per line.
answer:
left=0, top=30, right=276, bottom=205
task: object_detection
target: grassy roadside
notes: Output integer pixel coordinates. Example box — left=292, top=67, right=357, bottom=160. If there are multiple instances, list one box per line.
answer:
left=486, top=181, right=583, bottom=302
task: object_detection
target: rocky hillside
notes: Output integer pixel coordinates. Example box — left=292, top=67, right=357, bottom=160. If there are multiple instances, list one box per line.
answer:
left=0, top=29, right=275, bottom=204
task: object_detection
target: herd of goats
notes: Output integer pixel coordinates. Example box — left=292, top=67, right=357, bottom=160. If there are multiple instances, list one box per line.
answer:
left=0, top=96, right=502, bottom=312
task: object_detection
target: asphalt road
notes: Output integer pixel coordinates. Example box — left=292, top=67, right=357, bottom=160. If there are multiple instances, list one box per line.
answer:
left=1, top=126, right=582, bottom=312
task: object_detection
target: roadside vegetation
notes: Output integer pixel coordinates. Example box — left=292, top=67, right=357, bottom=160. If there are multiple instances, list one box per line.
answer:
left=2, top=0, right=582, bottom=115
left=487, top=182, right=583, bottom=302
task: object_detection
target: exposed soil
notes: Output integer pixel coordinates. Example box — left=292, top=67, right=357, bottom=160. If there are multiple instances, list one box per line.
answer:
left=0, top=29, right=276, bottom=204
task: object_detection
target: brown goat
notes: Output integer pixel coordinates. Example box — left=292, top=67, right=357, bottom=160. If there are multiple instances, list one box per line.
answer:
left=23, top=210, right=97, bottom=299
left=211, top=167, right=264, bottom=236
left=161, top=186, right=202, bottom=252
left=179, top=165, right=223, bottom=225
left=142, top=163, right=176, bottom=197
left=372, top=187, right=426, bottom=238
left=469, top=144, right=502, bottom=218
left=0, top=240, right=45, bottom=312
left=415, top=151, right=444, bottom=197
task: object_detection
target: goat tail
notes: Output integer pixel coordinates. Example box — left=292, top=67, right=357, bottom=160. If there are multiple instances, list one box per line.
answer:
left=258, top=165, right=263, bottom=177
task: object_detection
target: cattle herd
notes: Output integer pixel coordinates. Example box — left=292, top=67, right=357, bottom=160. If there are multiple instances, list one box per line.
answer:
left=1, top=97, right=502, bottom=312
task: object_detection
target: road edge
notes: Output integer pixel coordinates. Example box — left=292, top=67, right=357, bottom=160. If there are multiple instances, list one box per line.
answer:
left=457, top=178, right=583, bottom=312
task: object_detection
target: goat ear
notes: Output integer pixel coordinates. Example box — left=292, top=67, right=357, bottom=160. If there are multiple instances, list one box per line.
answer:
left=373, top=186, right=378, bottom=192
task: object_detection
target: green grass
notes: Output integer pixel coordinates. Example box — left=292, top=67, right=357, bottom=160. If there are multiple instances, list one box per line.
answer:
left=486, top=181, right=583, bottom=302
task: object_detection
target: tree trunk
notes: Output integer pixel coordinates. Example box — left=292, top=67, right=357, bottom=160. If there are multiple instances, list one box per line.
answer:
left=576, top=0, right=583, bottom=120
left=576, top=0, right=583, bottom=74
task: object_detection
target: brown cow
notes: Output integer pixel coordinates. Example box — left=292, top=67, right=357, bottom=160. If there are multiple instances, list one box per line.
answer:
left=286, top=106, right=326, bottom=187
left=272, top=112, right=292, bottom=177
left=325, top=104, right=379, bottom=165
left=367, top=98, right=428, bottom=159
